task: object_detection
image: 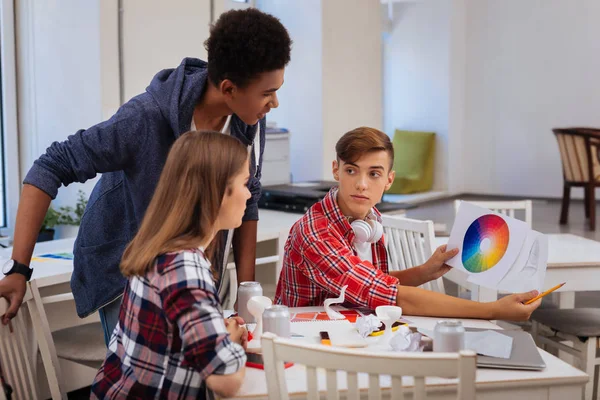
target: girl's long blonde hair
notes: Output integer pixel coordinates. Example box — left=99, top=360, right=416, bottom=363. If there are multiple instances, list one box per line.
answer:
left=121, top=130, right=248, bottom=277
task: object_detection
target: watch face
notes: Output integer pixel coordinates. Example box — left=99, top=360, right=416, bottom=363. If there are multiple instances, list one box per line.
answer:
left=2, top=259, right=15, bottom=274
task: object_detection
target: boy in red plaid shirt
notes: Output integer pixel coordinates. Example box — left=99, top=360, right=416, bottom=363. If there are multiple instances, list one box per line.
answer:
left=275, top=127, right=541, bottom=321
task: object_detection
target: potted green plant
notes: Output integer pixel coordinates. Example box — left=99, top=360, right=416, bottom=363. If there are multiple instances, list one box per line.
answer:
left=57, top=190, right=88, bottom=226
left=38, top=207, right=61, bottom=242
left=38, top=190, right=89, bottom=242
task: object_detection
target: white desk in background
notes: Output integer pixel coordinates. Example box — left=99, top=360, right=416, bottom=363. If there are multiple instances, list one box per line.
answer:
left=435, top=233, right=600, bottom=306
left=227, top=310, right=587, bottom=400
left=0, top=211, right=301, bottom=289
left=257, top=209, right=302, bottom=242
left=0, top=238, right=76, bottom=288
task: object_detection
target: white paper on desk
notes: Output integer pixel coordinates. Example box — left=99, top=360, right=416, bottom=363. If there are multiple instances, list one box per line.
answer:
left=465, top=330, right=513, bottom=359
left=418, top=328, right=513, bottom=359
left=447, top=202, right=529, bottom=289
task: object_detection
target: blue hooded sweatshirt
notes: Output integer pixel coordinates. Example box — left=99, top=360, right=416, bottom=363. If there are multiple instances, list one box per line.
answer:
left=23, top=58, right=265, bottom=317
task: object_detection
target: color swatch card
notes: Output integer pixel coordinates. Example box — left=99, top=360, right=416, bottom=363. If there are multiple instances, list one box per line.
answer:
left=447, top=202, right=547, bottom=292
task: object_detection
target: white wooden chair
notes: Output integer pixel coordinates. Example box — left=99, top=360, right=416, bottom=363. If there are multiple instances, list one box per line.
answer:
left=26, top=279, right=106, bottom=400
left=0, top=295, right=39, bottom=400
left=381, top=214, right=444, bottom=294
left=261, top=332, right=477, bottom=400
left=454, top=200, right=533, bottom=228
left=531, top=309, right=600, bottom=400
left=221, top=230, right=288, bottom=310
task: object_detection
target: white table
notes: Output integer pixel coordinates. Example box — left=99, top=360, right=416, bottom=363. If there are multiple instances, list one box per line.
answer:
left=0, top=211, right=301, bottom=289
left=257, top=209, right=303, bottom=243
left=435, top=234, right=600, bottom=306
left=228, top=311, right=588, bottom=399
left=0, top=238, right=76, bottom=288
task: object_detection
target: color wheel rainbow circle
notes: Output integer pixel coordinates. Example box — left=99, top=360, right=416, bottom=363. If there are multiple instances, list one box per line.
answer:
left=462, top=214, right=509, bottom=273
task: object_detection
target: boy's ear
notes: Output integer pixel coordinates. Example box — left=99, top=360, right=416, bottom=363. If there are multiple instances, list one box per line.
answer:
left=384, top=170, right=395, bottom=191
left=332, top=160, right=340, bottom=181
left=220, top=79, right=236, bottom=97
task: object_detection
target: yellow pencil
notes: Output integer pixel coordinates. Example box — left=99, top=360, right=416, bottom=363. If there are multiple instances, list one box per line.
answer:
left=524, top=282, right=566, bottom=305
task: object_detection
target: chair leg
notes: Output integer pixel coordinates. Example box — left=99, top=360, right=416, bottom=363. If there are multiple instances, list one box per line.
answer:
left=589, top=186, right=596, bottom=231
left=585, top=186, right=591, bottom=219
left=582, top=337, right=597, bottom=400
left=560, top=184, right=571, bottom=224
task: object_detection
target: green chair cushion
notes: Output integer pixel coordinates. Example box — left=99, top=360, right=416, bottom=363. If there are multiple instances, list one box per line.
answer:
left=388, top=130, right=436, bottom=194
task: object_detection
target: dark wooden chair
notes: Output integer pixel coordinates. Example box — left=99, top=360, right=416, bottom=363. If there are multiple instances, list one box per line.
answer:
left=553, top=127, right=600, bottom=231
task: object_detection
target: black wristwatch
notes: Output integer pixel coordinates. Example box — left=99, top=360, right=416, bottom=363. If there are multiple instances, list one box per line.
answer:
left=2, top=259, right=33, bottom=281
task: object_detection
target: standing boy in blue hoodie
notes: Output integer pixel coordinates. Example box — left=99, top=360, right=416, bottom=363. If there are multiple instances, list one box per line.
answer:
left=0, top=8, right=292, bottom=345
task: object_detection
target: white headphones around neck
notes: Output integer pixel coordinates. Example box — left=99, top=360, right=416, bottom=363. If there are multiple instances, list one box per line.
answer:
left=351, top=212, right=383, bottom=245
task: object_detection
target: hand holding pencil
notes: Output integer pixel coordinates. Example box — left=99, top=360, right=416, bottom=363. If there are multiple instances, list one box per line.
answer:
left=493, top=290, right=543, bottom=321
left=524, top=282, right=566, bottom=305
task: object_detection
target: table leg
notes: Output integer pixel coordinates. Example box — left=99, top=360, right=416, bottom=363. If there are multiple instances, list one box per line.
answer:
left=275, top=231, right=287, bottom=285
left=559, top=291, right=575, bottom=309
left=474, top=286, right=498, bottom=303
left=558, top=291, right=576, bottom=365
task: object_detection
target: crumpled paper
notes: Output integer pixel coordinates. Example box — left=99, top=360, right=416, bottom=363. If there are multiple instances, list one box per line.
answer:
left=355, top=315, right=382, bottom=338
left=390, top=325, right=423, bottom=352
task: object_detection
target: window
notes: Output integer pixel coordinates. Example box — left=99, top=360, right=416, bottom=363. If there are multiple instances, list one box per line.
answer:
left=0, top=0, right=20, bottom=234
left=0, top=46, right=5, bottom=227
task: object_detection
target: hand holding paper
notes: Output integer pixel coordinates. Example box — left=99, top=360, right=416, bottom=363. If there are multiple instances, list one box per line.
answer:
left=420, top=245, right=458, bottom=281
left=446, top=202, right=548, bottom=293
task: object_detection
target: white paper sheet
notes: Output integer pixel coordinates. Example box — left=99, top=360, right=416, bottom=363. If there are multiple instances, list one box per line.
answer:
left=417, top=328, right=514, bottom=359
left=464, top=330, right=514, bottom=359
left=495, top=231, right=548, bottom=293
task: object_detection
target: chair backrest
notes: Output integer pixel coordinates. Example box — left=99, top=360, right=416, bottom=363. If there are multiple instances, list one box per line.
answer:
left=553, top=127, right=600, bottom=184
left=26, top=280, right=68, bottom=400
left=0, top=293, right=39, bottom=400
left=223, top=254, right=280, bottom=310
left=221, top=230, right=289, bottom=309
left=454, top=200, right=533, bottom=228
left=26, top=279, right=104, bottom=400
left=261, top=332, right=477, bottom=400
left=381, top=215, right=444, bottom=293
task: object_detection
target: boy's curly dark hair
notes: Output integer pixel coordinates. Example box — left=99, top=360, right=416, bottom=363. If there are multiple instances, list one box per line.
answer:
left=204, top=8, right=292, bottom=88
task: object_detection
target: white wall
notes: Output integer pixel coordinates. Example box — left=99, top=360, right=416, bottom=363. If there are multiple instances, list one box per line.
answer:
left=322, top=0, right=383, bottom=180
left=16, top=0, right=102, bottom=218
left=15, top=0, right=242, bottom=238
left=121, top=0, right=211, bottom=102
left=99, top=0, right=120, bottom=120
left=260, top=0, right=382, bottom=182
left=464, top=0, right=600, bottom=198
left=1, top=0, right=20, bottom=231
left=383, top=0, right=452, bottom=192
left=257, top=0, right=324, bottom=182
left=447, top=0, right=466, bottom=195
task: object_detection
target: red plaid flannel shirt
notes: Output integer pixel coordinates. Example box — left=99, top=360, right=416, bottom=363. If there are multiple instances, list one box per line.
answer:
left=274, top=188, right=398, bottom=309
